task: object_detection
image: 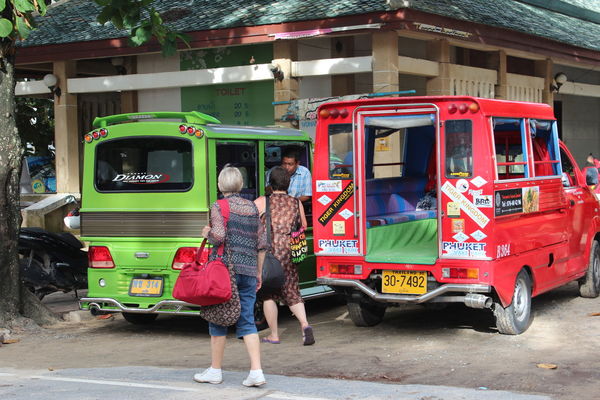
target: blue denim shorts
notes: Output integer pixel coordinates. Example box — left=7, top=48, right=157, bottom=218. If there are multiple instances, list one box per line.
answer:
left=209, top=274, right=258, bottom=338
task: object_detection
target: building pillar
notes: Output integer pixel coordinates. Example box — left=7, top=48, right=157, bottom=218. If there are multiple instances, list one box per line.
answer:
left=331, top=37, right=355, bottom=96
left=426, top=39, right=451, bottom=96
left=535, top=58, right=554, bottom=106
left=372, top=31, right=399, bottom=95
left=273, top=40, right=298, bottom=127
left=121, top=56, right=138, bottom=113
left=488, top=50, right=507, bottom=99
left=53, top=61, right=80, bottom=193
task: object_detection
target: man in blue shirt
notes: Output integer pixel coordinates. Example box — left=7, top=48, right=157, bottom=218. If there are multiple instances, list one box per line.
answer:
left=279, top=149, right=312, bottom=202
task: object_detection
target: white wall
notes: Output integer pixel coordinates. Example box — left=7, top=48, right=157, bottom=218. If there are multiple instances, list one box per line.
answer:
left=298, top=37, right=332, bottom=98
left=136, top=54, right=182, bottom=111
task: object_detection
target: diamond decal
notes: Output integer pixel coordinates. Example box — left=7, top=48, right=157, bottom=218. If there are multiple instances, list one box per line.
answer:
left=318, top=195, right=332, bottom=206
left=339, top=209, right=354, bottom=220
left=471, top=176, right=487, bottom=188
left=453, top=232, right=469, bottom=242
left=470, top=230, right=487, bottom=241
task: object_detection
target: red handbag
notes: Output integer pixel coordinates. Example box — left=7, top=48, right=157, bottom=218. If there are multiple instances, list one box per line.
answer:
left=172, top=200, right=232, bottom=306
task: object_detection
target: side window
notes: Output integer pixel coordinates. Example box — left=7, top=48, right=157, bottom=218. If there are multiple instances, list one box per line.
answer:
left=560, top=148, right=577, bottom=187
left=445, top=120, right=473, bottom=178
left=494, top=118, right=528, bottom=180
left=216, top=141, right=257, bottom=200
left=531, top=120, right=561, bottom=177
left=328, top=124, right=353, bottom=179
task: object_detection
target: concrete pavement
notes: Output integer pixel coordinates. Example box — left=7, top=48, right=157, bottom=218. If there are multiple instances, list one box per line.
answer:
left=0, top=366, right=551, bottom=400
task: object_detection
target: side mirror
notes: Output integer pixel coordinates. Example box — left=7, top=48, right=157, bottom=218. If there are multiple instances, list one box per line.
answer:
left=561, top=172, right=571, bottom=188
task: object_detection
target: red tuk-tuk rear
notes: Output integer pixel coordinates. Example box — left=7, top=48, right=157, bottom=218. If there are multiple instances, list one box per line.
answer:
left=313, top=96, right=600, bottom=334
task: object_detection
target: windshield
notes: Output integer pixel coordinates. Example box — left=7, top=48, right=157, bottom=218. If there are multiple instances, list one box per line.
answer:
left=95, top=137, right=193, bottom=192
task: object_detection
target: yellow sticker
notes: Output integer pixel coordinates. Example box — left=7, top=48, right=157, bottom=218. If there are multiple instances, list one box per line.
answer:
left=332, top=221, right=345, bottom=236
left=447, top=202, right=460, bottom=218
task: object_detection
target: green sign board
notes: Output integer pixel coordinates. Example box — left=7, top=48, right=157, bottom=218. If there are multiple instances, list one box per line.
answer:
left=180, top=44, right=274, bottom=126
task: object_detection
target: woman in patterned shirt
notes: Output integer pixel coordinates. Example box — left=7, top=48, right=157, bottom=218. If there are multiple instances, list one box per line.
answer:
left=195, top=167, right=268, bottom=387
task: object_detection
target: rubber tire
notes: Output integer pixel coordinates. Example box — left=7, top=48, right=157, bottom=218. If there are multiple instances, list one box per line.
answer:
left=493, top=270, right=533, bottom=335
left=122, top=313, right=158, bottom=325
left=347, top=301, right=386, bottom=327
left=579, top=240, right=600, bottom=298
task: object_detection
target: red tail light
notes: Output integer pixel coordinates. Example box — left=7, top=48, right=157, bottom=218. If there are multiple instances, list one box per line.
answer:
left=172, top=247, right=199, bottom=270
left=88, top=246, right=115, bottom=268
left=330, top=264, right=362, bottom=275
left=442, top=267, right=479, bottom=279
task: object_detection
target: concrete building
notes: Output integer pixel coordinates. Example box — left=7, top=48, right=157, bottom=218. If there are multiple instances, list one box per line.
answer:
left=15, top=0, right=600, bottom=227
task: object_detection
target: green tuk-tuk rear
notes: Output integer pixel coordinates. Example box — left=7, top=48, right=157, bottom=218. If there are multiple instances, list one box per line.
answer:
left=79, top=111, right=329, bottom=324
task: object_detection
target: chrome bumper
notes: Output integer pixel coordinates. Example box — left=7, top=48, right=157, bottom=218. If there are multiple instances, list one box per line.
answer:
left=79, top=297, right=201, bottom=315
left=316, top=277, right=491, bottom=305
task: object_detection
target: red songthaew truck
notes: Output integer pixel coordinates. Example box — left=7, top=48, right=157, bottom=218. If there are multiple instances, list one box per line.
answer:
left=312, top=96, right=600, bottom=334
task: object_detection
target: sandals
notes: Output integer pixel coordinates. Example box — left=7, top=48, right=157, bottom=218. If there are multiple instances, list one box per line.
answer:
left=302, top=326, right=315, bottom=346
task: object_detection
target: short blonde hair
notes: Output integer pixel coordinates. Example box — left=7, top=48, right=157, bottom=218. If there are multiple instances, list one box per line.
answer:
left=218, top=167, right=243, bottom=194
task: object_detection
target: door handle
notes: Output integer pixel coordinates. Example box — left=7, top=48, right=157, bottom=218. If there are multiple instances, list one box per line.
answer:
left=569, top=199, right=576, bottom=207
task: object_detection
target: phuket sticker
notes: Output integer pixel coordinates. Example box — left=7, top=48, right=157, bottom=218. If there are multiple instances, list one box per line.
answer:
left=316, top=180, right=342, bottom=192
left=442, top=181, right=489, bottom=228
left=318, top=194, right=332, bottom=206
left=318, top=182, right=354, bottom=226
left=318, top=239, right=359, bottom=255
left=456, top=179, right=469, bottom=193
left=471, top=176, right=487, bottom=188
left=442, top=242, right=487, bottom=258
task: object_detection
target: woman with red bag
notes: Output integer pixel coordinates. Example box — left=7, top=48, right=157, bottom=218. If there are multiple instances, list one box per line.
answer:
left=254, top=166, right=315, bottom=346
left=195, top=167, right=268, bottom=387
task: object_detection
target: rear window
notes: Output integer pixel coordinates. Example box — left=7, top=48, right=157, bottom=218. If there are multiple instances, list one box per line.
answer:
left=445, top=120, right=473, bottom=178
left=95, top=137, right=193, bottom=192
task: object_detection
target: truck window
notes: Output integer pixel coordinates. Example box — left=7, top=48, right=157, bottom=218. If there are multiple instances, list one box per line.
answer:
left=445, top=120, right=473, bottom=179
left=560, top=148, right=577, bottom=187
left=531, top=120, right=560, bottom=177
left=216, top=141, right=257, bottom=200
left=494, top=118, right=528, bottom=180
left=328, top=123, right=353, bottom=179
left=95, top=137, right=193, bottom=192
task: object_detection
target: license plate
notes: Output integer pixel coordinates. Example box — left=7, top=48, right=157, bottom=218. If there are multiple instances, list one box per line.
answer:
left=382, top=270, right=427, bottom=294
left=129, top=278, right=163, bottom=297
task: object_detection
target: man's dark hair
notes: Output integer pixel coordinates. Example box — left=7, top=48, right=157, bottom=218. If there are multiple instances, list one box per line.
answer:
left=269, top=166, right=290, bottom=191
left=282, top=148, right=300, bottom=163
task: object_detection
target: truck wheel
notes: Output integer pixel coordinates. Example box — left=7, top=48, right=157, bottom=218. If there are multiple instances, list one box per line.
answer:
left=122, top=313, right=158, bottom=325
left=347, top=301, right=386, bottom=327
left=493, top=270, right=532, bottom=335
left=579, top=240, right=600, bottom=298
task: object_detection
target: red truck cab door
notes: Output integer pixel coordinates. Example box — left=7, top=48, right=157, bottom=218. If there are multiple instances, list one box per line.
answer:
left=559, top=143, right=596, bottom=271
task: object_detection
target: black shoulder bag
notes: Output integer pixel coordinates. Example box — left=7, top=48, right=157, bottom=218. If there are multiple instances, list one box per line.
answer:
left=261, top=196, right=285, bottom=292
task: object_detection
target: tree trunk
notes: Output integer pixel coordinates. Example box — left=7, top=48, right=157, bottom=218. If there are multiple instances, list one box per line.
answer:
left=0, top=39, right=56, bottom=328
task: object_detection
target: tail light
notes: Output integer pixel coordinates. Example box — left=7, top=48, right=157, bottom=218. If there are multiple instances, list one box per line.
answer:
left=89, top=246, right=115, bottom=269
left=442, top=267, right=479, bottom=279
left=172, top=247, right=199, bottom=270
left=330, top=264, right=362, bottom=275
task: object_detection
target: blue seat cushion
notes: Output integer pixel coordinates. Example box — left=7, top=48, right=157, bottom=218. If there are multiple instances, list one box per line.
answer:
left=366, top=210, right=437, bottom=228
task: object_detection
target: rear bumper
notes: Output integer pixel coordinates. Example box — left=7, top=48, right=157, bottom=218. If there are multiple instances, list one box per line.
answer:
left=317, top=277, right=492, bottom=306
left=80, top=297, right=200, bottom=315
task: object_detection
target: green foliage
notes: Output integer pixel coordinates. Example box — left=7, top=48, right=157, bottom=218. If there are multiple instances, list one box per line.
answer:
left=0, top=18, right=12, bottom=38
left=0, top=0, right=5, bottom=11
left=92, top=1, right=190, bottom=57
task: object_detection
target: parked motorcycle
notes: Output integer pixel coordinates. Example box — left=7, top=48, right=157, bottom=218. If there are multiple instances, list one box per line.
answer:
left=18, top=226, right=88, bottom=300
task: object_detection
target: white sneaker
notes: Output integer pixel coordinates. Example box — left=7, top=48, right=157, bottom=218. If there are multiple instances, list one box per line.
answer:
left=193, top=367, right=223, bottom=384
left=242, top=369, right=266, bottom=387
